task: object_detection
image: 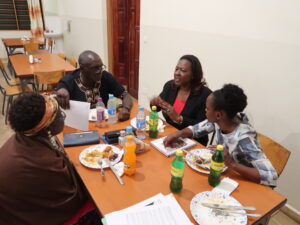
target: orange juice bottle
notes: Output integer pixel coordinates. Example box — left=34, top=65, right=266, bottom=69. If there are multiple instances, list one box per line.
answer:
left=123, top=135, right=136, bottom=175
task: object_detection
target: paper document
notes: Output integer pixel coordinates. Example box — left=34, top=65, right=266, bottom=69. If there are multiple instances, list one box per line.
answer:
left=105, top=193, right=193, bottom=225
left=63, top=100, right=90, bottom=131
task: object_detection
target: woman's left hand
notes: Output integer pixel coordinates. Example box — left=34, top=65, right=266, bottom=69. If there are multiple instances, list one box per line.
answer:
left=161, top=102, right=179, bottom=122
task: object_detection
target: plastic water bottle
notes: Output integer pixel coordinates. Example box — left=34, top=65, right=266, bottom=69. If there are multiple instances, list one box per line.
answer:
left=136, top=106, right=146, bottom=140
left=125, top=126, right=135, bottom=137
left=96, top=97, right=106, bottom=128
left=170, top=150, right=185, bottom=192
left=107, top=94, right=117, bottom=124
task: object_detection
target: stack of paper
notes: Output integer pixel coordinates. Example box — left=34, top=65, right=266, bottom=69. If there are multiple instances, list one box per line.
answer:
left=103, top=193, right=193, bottom=225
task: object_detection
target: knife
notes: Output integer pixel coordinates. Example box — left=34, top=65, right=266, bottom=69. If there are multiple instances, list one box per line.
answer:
left=105, top=159, right=124, bottom=185
left=202, top=202, right=256, bottom=211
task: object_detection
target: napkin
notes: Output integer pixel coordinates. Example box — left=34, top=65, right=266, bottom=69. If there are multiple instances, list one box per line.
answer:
left=212, top=177, right=239, bottom=195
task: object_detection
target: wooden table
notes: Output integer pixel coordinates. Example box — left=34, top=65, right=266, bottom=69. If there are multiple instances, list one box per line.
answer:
left=61, top=104, right=286, bottom=225
left=9, top=54, right=75, bottom=92
left=2, top=38, right=44, bottom=55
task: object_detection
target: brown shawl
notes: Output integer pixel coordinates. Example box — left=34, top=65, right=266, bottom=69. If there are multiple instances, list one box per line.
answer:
left=0, top=133, right=88, bottom=225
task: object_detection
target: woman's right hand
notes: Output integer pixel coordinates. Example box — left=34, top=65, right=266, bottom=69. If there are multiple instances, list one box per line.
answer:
left=163, top=132, right=181, bottom=147
left=150, top=96, right=164, bottom=107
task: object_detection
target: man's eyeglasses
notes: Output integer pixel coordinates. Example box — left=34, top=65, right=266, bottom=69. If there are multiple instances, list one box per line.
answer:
left=82, top=65, right=106, bottom=73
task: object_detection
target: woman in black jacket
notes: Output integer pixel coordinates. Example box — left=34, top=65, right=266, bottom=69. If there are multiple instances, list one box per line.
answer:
left=150, top=55, right=211, bottom=145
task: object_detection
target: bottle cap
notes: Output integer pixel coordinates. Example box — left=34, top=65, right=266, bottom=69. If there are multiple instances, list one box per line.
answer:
left=97, top=97, right=102, bottom=102
left=152, top=105, right=157, bottom=111
left=126, top=126, right=133, bottom=132
left=109, top=94, right=114, bottom=98
left=216, top=145, right=224, bottom=151
left=127, top=135, right=133, bottom=141
left=175, top=149, right=183, bottom=156
left=120, top=130, right=126, bottom=135
left=138, top=106, right=144, bottom=111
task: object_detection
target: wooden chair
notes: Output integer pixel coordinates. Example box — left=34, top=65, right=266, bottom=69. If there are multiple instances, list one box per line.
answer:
left=33, top=70, right=64, bottom=94
left=68, top=57, right=78, bottom=68
left=258, top=133, right=291, bottom=176
left=0, top=83, right=31, bottom=124
left=58, top=53, right=66, bottom=60
left=47, top=38, right=53, bottom=53
left=0, top=58, right=20, bottom=86
left=24, top=42, right=39, bottom=53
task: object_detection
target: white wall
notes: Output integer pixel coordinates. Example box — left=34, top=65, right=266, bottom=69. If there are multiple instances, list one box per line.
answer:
left=55, top=0, right=108, bottom=64
left=139, top=0, right=300, bottom=211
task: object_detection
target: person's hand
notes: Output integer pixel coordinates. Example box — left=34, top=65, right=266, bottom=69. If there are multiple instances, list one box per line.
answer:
left=161, top=102, right=180, bottom=123
left=224, top=147, right=235, bottom=168
left=56, top=88, right=70, bottom=109
left=207, top=145, right=217, bottom=153
left=150, top=96, right=164, bottom=107
left=118, top=108, right=130, bottom=121
left=163, top=132, right=181, bottom=147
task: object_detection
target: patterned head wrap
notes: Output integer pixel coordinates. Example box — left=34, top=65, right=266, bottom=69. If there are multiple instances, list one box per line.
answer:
left=23, top=95, right=59, bottom=135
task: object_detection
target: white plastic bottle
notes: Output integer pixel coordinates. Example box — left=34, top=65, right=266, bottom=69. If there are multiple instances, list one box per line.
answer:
left=136, top=106, right=146, bottom=140
left=96, top=97, right=106, bottom=128
left=107, top=94, right=117, bottom=124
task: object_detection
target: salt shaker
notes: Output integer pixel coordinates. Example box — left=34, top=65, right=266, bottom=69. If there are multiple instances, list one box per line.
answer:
left=118, top=130, right=126, bottom=147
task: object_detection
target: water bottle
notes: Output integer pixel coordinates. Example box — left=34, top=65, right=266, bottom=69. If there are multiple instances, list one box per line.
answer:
left=107, top=94, right=117, bottom=124
left=125, top=126, right=134, bottom=137
left=170, top=149, right=185, bottom=192
left=96, top=97, right=106, bottom=128
left=208, top=145, right=224, bottom=187
left=136, top=106, right=146, bottom=140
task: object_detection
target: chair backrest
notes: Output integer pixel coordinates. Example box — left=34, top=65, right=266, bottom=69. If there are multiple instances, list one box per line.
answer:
left=258, top=133, right=291, bottom=176
left=0, top=58, right=11, bottom=85
left=58, top=53, right=66, bottom=60
left=68, top=57, right=78, bottom=68
left=24, top=42, right=39, bottom=52
left=34, top=70, right=64, bottom=92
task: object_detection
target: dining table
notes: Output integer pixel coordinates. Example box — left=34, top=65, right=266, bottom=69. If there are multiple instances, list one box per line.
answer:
left=2, top=38, right=44, bottom=55
left=60, top=103, right=286, bottom=225
left=9, top=53, right=75, bottom=92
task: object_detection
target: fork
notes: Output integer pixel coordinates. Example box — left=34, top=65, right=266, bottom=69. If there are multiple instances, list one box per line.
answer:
left=98, top=158, right=105, bottom=176
left=213, top=209, right=261, bottom=218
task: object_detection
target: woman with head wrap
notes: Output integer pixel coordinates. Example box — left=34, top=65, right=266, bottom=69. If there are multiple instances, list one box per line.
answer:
left=0, top=93, right=100, bottom=225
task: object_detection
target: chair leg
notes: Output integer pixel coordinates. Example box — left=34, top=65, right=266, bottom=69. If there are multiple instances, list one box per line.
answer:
left=5, top=96, right=12, bottom=125
left=2, top=95, right=6, bottom=115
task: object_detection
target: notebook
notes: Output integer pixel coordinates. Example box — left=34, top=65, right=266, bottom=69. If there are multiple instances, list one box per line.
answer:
left=63, top=131, right=100, bottom=147
left=150, top=137, right=196, bottom=157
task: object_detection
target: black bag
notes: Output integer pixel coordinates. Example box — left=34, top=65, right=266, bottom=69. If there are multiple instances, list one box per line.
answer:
left=64, top=131, right=100, bottom=147
left=104, top=129, right=125, bottom=144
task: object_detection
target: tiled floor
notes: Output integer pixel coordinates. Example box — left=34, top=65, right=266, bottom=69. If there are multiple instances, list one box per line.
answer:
left=0, top=61, right=299, bottom=225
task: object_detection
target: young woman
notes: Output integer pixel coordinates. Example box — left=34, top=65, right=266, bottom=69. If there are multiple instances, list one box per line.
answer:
left=164, top=84, right=278, bottom=186
left=150, top=55, right=212, bottom=145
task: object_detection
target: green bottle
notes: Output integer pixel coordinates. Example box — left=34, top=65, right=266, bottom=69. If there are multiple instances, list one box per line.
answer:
left=149, top=106, right=159, bottom=138
left=208, top=145, right=224, bottom=187
left=170, top=150, right=185, bottom=192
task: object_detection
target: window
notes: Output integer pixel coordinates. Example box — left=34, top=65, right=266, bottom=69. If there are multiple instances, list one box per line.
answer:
left=0, top=0, right=31, bottom=30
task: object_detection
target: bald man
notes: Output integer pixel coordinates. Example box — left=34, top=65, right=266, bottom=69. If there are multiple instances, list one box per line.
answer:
left=56, top=50, right=132, bottom=121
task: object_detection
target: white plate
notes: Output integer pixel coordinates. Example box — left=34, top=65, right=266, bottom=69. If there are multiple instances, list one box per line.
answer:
left=130, top=116, right=164, bottom=131
left=79, top=144, right=124, bottom=169
left=186, top=149, right=227, bottom=174
left=190, top=191, right=247, bottom=225
left=89, top=108, right=108, bottom=122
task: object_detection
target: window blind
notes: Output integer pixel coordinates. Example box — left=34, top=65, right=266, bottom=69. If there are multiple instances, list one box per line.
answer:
left=0, top=0, right=31, bottom=30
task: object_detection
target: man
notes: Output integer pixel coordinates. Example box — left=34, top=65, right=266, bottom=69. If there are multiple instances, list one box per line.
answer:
left=56, top=50, right=133, bottom=121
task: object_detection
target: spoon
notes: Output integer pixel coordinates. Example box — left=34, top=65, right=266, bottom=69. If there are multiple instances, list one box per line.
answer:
left=98, top=158, right=105, bottom=176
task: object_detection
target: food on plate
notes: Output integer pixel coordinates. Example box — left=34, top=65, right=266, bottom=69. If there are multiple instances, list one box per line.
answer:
left=83, top=146, right=118, bottom=165
left=192, top=152, right=212, bottom=169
